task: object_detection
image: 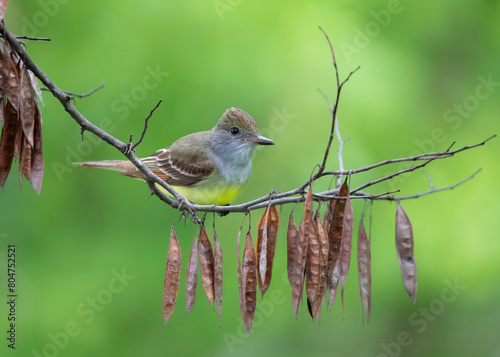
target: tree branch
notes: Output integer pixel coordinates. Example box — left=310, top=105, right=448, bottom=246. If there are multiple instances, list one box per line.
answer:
left=1, top=21, right=494, bottom=219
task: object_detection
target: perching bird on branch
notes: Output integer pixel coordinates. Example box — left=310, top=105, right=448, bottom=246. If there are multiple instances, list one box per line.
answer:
left=75, top=108, right=275, bottom=205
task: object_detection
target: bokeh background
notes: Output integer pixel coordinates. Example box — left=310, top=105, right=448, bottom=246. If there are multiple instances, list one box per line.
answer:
left=2, top=1, right=499, bottom=356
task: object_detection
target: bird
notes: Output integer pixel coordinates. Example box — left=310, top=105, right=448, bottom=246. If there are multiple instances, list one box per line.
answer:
left=74, top=108, right=275, bottom=205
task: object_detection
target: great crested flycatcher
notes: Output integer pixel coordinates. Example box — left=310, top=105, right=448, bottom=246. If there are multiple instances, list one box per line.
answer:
left=75, top=108, right=275, bottom=205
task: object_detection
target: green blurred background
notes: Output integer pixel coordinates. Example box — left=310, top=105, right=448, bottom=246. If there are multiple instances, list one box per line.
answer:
left=2, top=0, right=499, bottom=356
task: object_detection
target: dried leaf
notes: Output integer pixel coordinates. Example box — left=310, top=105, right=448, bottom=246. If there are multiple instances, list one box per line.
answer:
left=257, top=204, right=279, bottom=296
left=0, top=101, right=18, bottom=188
left=163, top=226, right=181, bottom=324
left=213, top=225, right=223, bottom=327
left=237, top=228, right=257, bottom=335
left=185, top=233, right=198, bottom=315
left=357, top=217, right=371, bottom=324
left=396, top=203, right=417, bottom=302
left=310, top=209, right=329, bottom=321
left=198, top=224, right=215, bottom=308
left=327, top=181, right=349, bottom=289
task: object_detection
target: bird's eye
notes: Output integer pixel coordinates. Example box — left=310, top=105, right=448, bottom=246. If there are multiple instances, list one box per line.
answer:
left=230, top=127, right=240, bottom=135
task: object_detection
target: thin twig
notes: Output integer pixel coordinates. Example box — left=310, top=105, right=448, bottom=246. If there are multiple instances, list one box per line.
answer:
left=334, top=115, right=347, bottom=187
left=132, top=99, right=163, bottom=151
left=320, top=135, right=496, bottom=177
left=15, top=35, right=51, bottom=41
left=41, top=79, right=105, bottom=98
left=423, top=171, right=434, bottom=190
left=317, top=26, right=360, bottom=178
left=377, top=169, right=482, bottom=201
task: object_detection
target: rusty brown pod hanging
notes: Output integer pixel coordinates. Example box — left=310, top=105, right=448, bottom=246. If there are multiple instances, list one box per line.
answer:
left=163, top=225, right=182, bottom=324
left=395, top=202, right=417, bottom=302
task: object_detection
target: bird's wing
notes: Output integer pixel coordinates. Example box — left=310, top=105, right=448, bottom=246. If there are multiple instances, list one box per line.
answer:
left=121, top=147, right=214, bottom=187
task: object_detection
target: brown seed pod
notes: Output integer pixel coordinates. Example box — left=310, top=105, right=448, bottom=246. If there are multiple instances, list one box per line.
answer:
left=198, top=224, right=215, bottom=308
left=162, top=226, right=181, bottom=324
left=257, top=204, right=280, bottom=296
left=305, top=213, right=321, bottom=318
left=213, top=225, right=223, bottom=327
left=326, top=181, right=349, bottom=288
left=239, top=229, right=257, bottom=334
left=287, top=210, right=303, bottom=317
left=339, top=196, right=353, bottom=293
left=310, top=208, right=329, bottom=321
left=395, top=203, right=417, bottom=302
left=357, top=217, right=371, bottom=324
left=185, top=233, right=199, bottom=315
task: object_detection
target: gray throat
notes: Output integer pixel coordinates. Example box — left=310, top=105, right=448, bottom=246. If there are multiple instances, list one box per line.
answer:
left=209, top=142, right=256, bottom=185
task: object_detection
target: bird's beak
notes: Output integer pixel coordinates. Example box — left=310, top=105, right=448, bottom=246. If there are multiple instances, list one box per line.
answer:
left=252, top=135, right=275, bottom=146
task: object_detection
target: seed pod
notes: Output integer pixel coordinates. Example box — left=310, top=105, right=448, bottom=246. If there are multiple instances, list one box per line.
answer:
left=163, top=226, right=181, bottom=324
left=185, top=233, right=199, bottom=314
left=328, top=259, right=341, bottom=310
left=395, top=203, right=417, bottom=302
left=236, top=224, right=244, bottom=326
left=323, top=199, right=336, bottom=233
left=241, top=230, right=257, bottom=334
left=357, top=217, right=371, bottom=324
left=311, top=208, right=329, bottom=321
left=295, top=218, right=307, bottom=317
left=339, top=196, right=353, bottom=293
left=213, top=226, right=223, bottom=327
left=305, top=215, right=321, bottom=318
left=257, top=206, right=269, bottom=286
left=327, top=181, right=349, bottom=289
left=256, top=204, right=280, bottom=296
left=287, top=210, right=303, bottom=318
left=198, top=225, right=215, bottom=308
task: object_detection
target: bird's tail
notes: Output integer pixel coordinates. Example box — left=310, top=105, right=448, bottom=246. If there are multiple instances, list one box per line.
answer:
left=73, top=160, right=135, bottom=172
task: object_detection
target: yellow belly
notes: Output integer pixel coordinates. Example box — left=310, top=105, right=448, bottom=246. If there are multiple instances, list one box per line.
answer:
left=157, top=183, right=245, bottom=205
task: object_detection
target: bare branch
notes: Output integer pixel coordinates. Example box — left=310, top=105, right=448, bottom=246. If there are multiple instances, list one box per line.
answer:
left=375, top=169, right=482, bottom=201
left=124, top=99, right=163, bottom=154
left=41, top=79, right=105, bottom=98
left=321, top=135, right=496, bottom=178
left=316, top=27, right=360, bottom=179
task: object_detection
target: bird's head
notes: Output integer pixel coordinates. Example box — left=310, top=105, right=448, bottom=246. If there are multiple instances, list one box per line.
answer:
left=209, top=108, right=274, bottom=166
